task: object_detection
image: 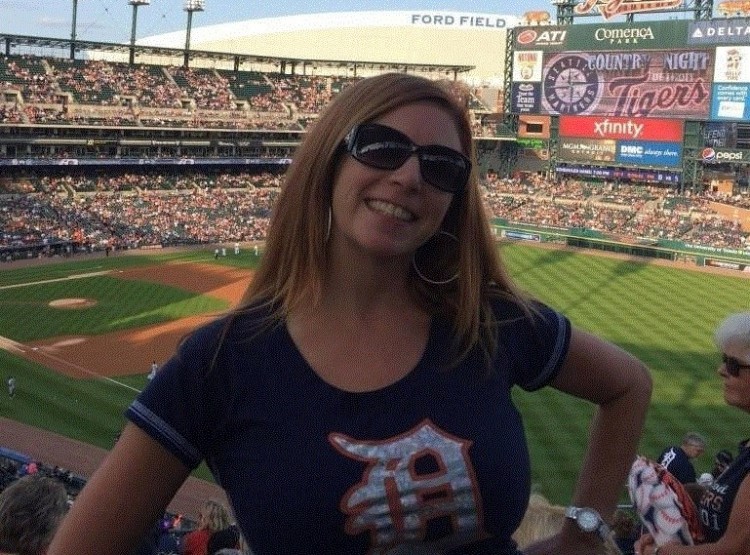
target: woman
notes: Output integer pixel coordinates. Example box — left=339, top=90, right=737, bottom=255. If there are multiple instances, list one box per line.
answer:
left=180, top=500, right=230, bottom=555
left=48, top=73, right=651, bottom=555
left=635, top=312, right=750, bottom=555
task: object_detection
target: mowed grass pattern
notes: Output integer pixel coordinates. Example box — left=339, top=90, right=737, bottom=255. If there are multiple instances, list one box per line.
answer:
left=501, top=244, right=750, bottom=503
left=1, top=245, right=749, bottom=503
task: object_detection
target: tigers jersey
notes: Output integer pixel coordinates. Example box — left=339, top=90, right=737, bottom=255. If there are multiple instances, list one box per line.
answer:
left=699, top=445, right=750, bottom=543
left=126, top=298, right=570, bottom=554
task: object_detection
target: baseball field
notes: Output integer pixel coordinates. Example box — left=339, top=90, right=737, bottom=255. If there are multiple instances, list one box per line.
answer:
left=1, top=242, right=749, bottom=510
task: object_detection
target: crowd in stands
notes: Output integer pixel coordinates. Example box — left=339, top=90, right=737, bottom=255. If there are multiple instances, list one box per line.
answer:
left=1, top=171, right=749, bottom=261
left=0, top=54, right=503, bottom=132
left=0, top=447, right=255, bottom=554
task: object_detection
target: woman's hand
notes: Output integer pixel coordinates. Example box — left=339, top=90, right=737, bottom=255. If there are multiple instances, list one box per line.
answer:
left=522, top=532, right=608, bottom=555
left=633, top=533, right=681, bottom=555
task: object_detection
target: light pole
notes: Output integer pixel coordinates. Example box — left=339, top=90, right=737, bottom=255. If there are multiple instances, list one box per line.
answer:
left=128, top=0, right=150, bottom=65
left=183, top=0, right=205, bottom=67
left=70, top=0, right=78, bottom=59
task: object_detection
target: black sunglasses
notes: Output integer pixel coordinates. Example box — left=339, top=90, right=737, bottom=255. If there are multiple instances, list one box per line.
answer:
left=722, top=354, right=750, bottom=377
left=343, top=122, right=471, bottom=194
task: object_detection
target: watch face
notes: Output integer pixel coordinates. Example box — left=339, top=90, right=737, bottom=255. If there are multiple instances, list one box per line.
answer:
left=543, top=54, right=600, bottom=115
left=577, top=509, right=601, bottom=532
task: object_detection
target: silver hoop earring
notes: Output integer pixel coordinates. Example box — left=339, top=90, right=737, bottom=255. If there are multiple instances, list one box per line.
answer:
left=412, top=230, right=459, bottom=285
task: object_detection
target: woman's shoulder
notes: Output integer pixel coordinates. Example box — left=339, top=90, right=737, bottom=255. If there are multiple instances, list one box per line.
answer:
left=487, top=289, right=565, bottom=330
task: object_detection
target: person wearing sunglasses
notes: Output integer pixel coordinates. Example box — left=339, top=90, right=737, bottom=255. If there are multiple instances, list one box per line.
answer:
left=635, top=312, right=750, bottom=555
left=48, top=73, right=651, bottom=555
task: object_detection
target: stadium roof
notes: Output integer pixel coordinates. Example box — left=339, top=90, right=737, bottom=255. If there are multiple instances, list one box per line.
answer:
left=0, top=33, right=474, bottom=76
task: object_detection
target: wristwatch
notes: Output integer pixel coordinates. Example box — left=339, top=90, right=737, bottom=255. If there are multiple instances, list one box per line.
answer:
left=564, top=506, right=611, bottom=541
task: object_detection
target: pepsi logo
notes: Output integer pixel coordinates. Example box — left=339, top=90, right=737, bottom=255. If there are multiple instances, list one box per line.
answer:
left=701, top=147, right=716, bottom=161
left=517, top=30, right=538, bottom=45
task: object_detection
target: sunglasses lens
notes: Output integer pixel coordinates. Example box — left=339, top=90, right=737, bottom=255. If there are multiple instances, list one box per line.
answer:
left=723, top=355, right=741, bottom=377
left=351, top=126, right=412, bottom=170
left=420, top=148, right=470, bottom=193
left=347, top=123, right=470, bottom=194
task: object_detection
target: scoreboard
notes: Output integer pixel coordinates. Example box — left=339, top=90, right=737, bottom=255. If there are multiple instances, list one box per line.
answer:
left=511, top=18, right=750, bottom=121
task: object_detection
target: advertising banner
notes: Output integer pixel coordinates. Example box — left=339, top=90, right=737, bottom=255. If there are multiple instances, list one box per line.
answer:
left=710, top=46, right=750, bottom=120
left=615, top=141, right=682, bottom=167
left=689, top=18, right=750, bottom=45
left=517, top=138, right=548, bottom=149
left=711, top=83, right=750, bottom=120
left=704, top=122, right=738, bottom=148
left=565, top=20, right=690, bottom=51
left=514, top=26, right=568, bottom=50
left=559, top=115, right=683, bottom=141
left=513, top=50, right=544, bottom=82
left=0, top=157, right=292, bottom=166
left=555, top=164, right=681, bottom=183
left=558, top=138, right=617, bottom=162
left=539, top=49, right=713, bottom=118
left=700, top=147, right=750, bottom=164
left=713, top=46, right=750, bottom=82
left=511, top=82, right=541, bottom=114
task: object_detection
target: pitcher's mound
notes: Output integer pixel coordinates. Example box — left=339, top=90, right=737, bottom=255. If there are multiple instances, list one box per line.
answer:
left=48, top=298, right=98, bottom=309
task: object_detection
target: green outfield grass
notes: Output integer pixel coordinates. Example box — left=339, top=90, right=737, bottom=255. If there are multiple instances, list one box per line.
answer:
left=1, top=244, right=748, bottom=503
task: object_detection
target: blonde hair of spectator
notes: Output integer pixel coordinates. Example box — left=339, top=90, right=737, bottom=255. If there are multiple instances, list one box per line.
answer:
left=0, top=474, right=69, bottom=555
left=243, top=72, right=525, bottom=369
left=197, top=499, right=231, bottom=533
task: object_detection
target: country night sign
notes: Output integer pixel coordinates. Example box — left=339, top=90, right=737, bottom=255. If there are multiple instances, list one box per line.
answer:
left=537, top=49, right=713, bottom=118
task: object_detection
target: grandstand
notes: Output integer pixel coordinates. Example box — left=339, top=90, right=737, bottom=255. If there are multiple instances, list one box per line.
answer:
left=1, top=15, right=749, bottom=266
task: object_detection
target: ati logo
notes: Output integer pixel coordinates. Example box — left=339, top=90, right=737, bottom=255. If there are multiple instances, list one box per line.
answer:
left=329, top=419, right=485, bottom=553
left=516, top=28, right=567, bottom=45
left=702, top=148, right=744, bottom=161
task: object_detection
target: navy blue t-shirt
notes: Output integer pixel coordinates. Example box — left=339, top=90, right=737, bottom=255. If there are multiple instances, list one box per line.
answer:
left=126, top=299, right=570, bottom=554
left=657, top=446, right=696, bottom=485
left=699, top=443, right=750, bottom=542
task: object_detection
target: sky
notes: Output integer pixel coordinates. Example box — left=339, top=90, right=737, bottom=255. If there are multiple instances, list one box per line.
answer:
left=0, top=0, right=550, bottom=44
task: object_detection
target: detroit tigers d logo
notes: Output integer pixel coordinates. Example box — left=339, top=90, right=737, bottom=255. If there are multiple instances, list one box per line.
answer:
left=329, top=419, right=487, bottom=553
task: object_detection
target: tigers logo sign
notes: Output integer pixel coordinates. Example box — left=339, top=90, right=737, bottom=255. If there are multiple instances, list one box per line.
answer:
left=574, top=0, right=683, bottom=19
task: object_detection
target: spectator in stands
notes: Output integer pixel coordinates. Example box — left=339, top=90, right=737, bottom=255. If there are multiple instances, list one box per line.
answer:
left=711, top=449, right=733, bottom=478
left=180, top=500, right=230, bottom=555
left=656, top=432, right=706, bottom=484
left=0, top=474, right=69, bottom=555
left=206, top=524, right=240, bottom=555
left=48, top=73, right=651, bottom=555
left=635, top=312, right=750, bottom=555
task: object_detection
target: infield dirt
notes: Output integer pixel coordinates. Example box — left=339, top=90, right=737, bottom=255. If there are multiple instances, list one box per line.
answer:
left=1, top=260, right=250, bottom=517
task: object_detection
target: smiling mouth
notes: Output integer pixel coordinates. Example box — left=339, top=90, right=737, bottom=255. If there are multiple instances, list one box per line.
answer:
left=366, top=199, right=416, bottom=222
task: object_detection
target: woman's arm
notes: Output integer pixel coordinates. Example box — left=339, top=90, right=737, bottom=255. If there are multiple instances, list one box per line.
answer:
left=637, top=474, right=750, bottom=555
left=48, top=423, right=192, bottom=555
left=525, top=326, right=652, bottom=554
left=555, top=327, right=652, bottom=518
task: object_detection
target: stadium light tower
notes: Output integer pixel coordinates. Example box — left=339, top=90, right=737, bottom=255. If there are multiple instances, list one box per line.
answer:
left=183, top=0, right=205, bottom=67
left=70, top=0, right=78, bottom=59
left=128, top=0, right=150, bottom=65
